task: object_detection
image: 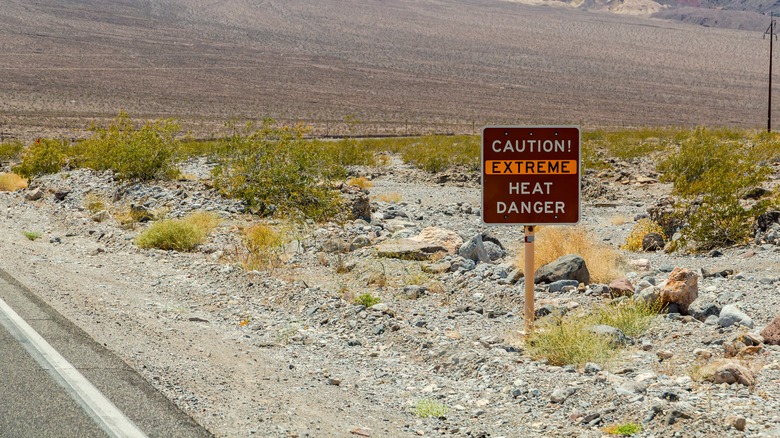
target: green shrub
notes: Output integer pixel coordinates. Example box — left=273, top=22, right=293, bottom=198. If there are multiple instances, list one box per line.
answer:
left=354, top=293, right=380, bottom=307
left=595, top=299, right=660, bottom=338
left=135, top=212, right=217, bottom=251
left=212, top=120, right=344, bottom=220
left=657, top=128, right=773, bottom=249
left=0, top=140, right=24, bottom=162
left=22, top=231, right=41, bottom=241
left=413, top=399, right=448, bottom=418
left=525, top=311, right=616, bottom=367
left=74, top=111, right=180, bottom=181
left=13, top=138, right=71, bottom=178
left=602, top=422, right=642, bottom=436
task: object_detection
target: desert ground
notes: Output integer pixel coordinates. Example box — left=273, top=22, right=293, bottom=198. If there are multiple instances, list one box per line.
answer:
left=3, top=1, right=780, bottom=438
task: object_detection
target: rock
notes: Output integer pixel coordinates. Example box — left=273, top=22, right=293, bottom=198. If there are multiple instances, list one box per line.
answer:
left=688, top=296, right=721, bottom=322
left=701, top=266, right=734, bottom=279
left=535, top=304, right=560, bottom=318
left=350, top=235, right=372, bottom=251
left=347, top=191, right=371, bottom=222
left=91, top=210, right=110, bottom=222
left=550, top=387, right=576, bottom=403
left=656, top=350, right=674, bottom=361
left=376, top=239, right=446, bottom=261
left=482, top=241, right=506, bottom=261
left=53, top=187, right=71, bottom=201
left=694, top=348, right=712, bottom=360
left=24, top=188, right=43, bottom=201
left=658, top=267, right=698, bottom=315
left=608, top=277, right=634, bottom=297
left=760, top=315, right=780, bottom=345
left=534, top=255, right=590, bottom=284
left=410, top=227, right=463, bottom=254
left=591, top=325, right=631, bottom=346
left=719, top=304, right=754, bottom=329
left=706, top=361, right=755, bottom=386
left=727, top=416, right=747, bottom=432
left=458, top=234, right=490, bottom=263
left=421, top=261, right=451, bottom=274
left=634, top=286, right=660, bottom=307
left=629, top=258, right=650, bottom=271
left=548, top=279, right=579, bottom=292
left=584, top=363, right=602, bottom=374
left=401, top=285, right=426, bottom=300
left=707, top=249, right=724, bottom=257
left=642, top=232, right=665, bottom=251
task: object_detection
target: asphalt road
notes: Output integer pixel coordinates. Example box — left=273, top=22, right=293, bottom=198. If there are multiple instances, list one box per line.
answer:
left=0, top=269, right=212, bottom=438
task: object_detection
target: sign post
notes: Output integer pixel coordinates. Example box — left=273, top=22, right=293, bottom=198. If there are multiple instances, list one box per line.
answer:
left=481, top=126, right=581, bottom=332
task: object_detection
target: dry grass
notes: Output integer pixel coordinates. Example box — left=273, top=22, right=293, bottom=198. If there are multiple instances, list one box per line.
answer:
left=375, top=192, right=402, bottom=203
left=346, top=176, right=373, bottom=190
left=517, top=226, right=624, bottom=283
left=0, top=173, right=28, bottom=191
left=622, top=218, right=665, bottom=251
left=83, top=193, right=109, bottom=214
left=135, top=211, right=218, bottom=251
left=525, top=310, right=617, bottom=367
left=241, top=223, right=287, bottom=270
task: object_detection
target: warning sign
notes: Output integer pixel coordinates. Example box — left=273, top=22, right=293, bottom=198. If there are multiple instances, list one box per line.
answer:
left=482, top=126, right=581, bottom=225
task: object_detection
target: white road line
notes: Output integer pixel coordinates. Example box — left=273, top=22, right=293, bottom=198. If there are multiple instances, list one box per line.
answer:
left=0, top=297, right=147, bottom=438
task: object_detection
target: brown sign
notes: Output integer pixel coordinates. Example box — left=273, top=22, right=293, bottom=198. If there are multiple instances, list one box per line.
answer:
left=482, top=126, right=581, bottom=225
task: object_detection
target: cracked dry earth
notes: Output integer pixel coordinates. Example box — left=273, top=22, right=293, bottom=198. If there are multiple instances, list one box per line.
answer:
left=1, top=156, right=780, bottom=438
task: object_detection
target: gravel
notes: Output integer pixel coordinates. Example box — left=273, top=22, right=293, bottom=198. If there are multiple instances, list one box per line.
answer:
left=1, top=156, right=780, bottom=437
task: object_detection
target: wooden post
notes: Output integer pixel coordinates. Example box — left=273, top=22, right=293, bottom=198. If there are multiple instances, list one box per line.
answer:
left=524, top=225, right=535, bottom=333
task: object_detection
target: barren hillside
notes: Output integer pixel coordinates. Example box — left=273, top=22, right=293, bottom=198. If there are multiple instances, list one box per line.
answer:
left=0, top=0, right=777, bottom=137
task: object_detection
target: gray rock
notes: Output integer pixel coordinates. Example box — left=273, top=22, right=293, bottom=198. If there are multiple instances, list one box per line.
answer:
left=24, top=188, right=43, bottom=201
left=534, top=254, right=590, bottom=284
left=584, top=362, right=602, bottom=374
left=350, top=235, right=372, bottom=250
left=701, top=266, right=734, bottom=279
left=634, top=286, right=660, bottom=307
left=688, top=297, right=721, bottom=322
left=550, top=387, right=576, bottom=403
left=548, top=279, right=579, bottom=292
left=719, top=304, right=754, bottom=328
left=401, top=285, right=426, bottom=300
left=483, top=241, right=505, bottom=261
left=459, top=234, right=490, bottom=263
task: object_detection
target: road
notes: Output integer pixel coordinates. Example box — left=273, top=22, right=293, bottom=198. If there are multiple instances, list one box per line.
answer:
left=0, top=269, right=212, bottom=437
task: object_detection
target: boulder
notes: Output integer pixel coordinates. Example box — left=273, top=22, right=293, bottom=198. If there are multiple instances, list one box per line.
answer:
left=410, top=227, right=463, bottom=255
left=376, top=239, right=446, bottom=261
left=658, top=267, right=698, bottom=315
left=534, top=254, right=590, bottom=284
left=719, top=304, right=754, bottom=329
left=608, top=277, right=634, bottom=297
left=688, top=296, right=721, bottom=322
left=760, top=315, right=780, bottom=345
left=458, top=234, right=490, bottom=263
left=642, top=232, right=665, bottom=251
left=706, top=361, right=755, bottom=386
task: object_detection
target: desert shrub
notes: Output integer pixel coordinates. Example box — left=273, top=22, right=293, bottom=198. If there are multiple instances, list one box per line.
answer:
left=22, top=231, right=41, bottom=241
left=0, top=173, right=28, bottom=191
left=658, top=128, right=772, bottom=249
left=0, top=140, right=24, bottom=162
left=525, top=311, right=616, bottom=367
left=355, top=293, right=380, bottom=307
left=602, top=423, right=642, bottom=436
left=517, top=226, right=624, bottom=283
left=135, top=212, right=216, bottom=251
left=399, top=135, right=479, bottom=173
left=13, top=138, right=71, bottom=178
left=413, top=399, right=448, bottom=418
left=241, top=223, right=286, bottom=270
left=622, top=219, right=665, bottom=251
left=212, top=120, right=344, bottom=221
left=315, top=137, right=376, bottom=167
left=74, top=111, right=180, bottom=181
left=595, top=299, right=660, bottom=338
